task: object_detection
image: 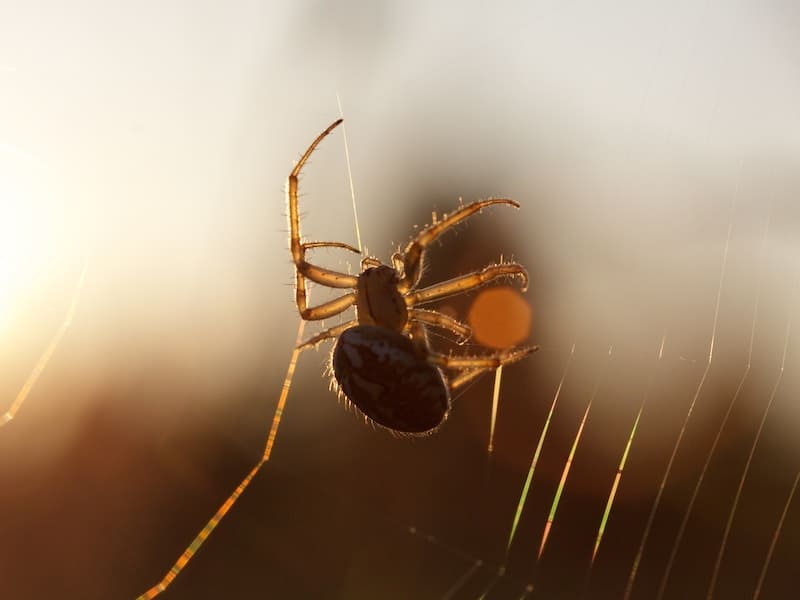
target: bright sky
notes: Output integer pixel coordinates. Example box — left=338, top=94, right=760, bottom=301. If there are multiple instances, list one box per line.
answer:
left=1, top=0, right=798, bottom=401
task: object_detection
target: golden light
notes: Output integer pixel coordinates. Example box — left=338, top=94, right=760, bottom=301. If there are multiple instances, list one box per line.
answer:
left=0, top=147, right=50, bottom=332
left=467, top=286, right=532, bottom=349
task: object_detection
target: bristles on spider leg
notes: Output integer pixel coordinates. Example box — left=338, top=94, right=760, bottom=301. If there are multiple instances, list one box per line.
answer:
left=511, top=266, right=529, bottom=292
left=483, top=261, right=529, bottom=292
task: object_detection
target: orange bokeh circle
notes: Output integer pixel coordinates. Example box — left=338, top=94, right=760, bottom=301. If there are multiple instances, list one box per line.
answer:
left=467, top=287, right=532, bottom=349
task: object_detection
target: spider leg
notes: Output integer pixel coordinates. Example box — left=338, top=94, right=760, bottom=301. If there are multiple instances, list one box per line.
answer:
left=396, top=198, right=520, bottom=292
left=288, top=118, right=359, bottom=290
left=297, top=319, right=358, bottom=350
left=428, top=345, right=538, bottom=371
left=448, top=368, right=488, bottom=392
left=296, top=243, right=361, bottom=298
left=361, top=256, right=383, bottom=270
left=437, top=346, right=539, bottom=397
left=295, top=271, right=357, bottom=321
left=407, top=308, right=472, bottom=344
left=404, top=262, right=528, bottom=306
left=391, top=252, right=405, bottom=274
left=304, top=241, right=361, bottom=253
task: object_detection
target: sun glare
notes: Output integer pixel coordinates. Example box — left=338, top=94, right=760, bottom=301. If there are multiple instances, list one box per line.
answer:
left=0, top=147, right=46, bottom=332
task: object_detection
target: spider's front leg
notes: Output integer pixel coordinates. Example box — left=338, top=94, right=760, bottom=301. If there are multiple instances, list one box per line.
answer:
left=288, top=119, right=359, bottom=286
left=397, top=198, right=520, bottom=292
left=288, top=119, right=362, bottom=321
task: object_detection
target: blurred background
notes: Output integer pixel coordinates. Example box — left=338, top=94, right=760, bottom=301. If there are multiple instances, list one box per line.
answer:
left=1, top=1, right=799, bottom=598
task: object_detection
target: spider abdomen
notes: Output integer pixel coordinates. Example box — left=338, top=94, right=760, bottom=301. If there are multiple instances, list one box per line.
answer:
left=332, top=325, right=450, bottom=435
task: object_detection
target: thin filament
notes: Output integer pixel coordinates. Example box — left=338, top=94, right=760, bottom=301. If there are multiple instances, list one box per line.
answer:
left=753, top=471, right=800, bottom=600
left=536, top=347, right=612, bottom=565
left=625, top=198, right=734, bottom=600
left=504, top=344, right=575, bottom=557
left=441, top=561, right=482, bottom=600
left=707, top=279, right=795, bottom=600
left=2, top=261, right=87, bottom=427
left=477, top=570, right=503, bottom=600
left=659, top=203, right=769, bottom=594
left=487, top=365, right=503, bottom=455
left=137, top=321, right=306, bottom=599
left=590, top=334, right=666, bottom=567
left=337, top=93, right=363, bottom=253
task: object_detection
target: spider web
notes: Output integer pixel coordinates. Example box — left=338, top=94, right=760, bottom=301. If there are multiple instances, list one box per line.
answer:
left=259, top=167, right=798, bottom=600
left=146, top=124, right=797, bottom=599
left=203, top=19, right=799, bottom=600
left=150, top=190, right=798, bottom=598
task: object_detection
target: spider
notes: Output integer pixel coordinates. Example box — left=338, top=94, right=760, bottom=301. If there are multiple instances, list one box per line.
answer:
left=289, top=119, right=537, bottom=435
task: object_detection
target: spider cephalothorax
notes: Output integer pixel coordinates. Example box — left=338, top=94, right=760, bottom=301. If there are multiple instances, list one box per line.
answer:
left=289, top=119, right=536, bottom=435
left=355, top=265, right=408, bottom=330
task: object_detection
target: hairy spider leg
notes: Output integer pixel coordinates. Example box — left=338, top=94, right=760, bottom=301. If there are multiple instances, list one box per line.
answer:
left=297, top=319, right=359, bottom=350
left=288, top=118, right=358, bottom=287
left=438, top=345, right=539, bottom=393
left=288, top=118, right=360, bottom=319
left=294, top=272, right=357, bottom=321
left=407, top=321, right=434, bottom=357
left=361, top=256, right=384, bottom=270
left=407, top=308, right=472, bottom=344
left=429, top=345, right=537, bottom=371
left=391, top=252, right=405, bottom=274
left=397, top=198, right=520, bottom=293
left=404, top=262, right=528, bottom=306
left=299, top=308, right=471, bottom=350
left=448, top=368, right=487, bottom=391
left=409, top=320, right=536, bottom=394
left=304, top=241, right=361, bottom=253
